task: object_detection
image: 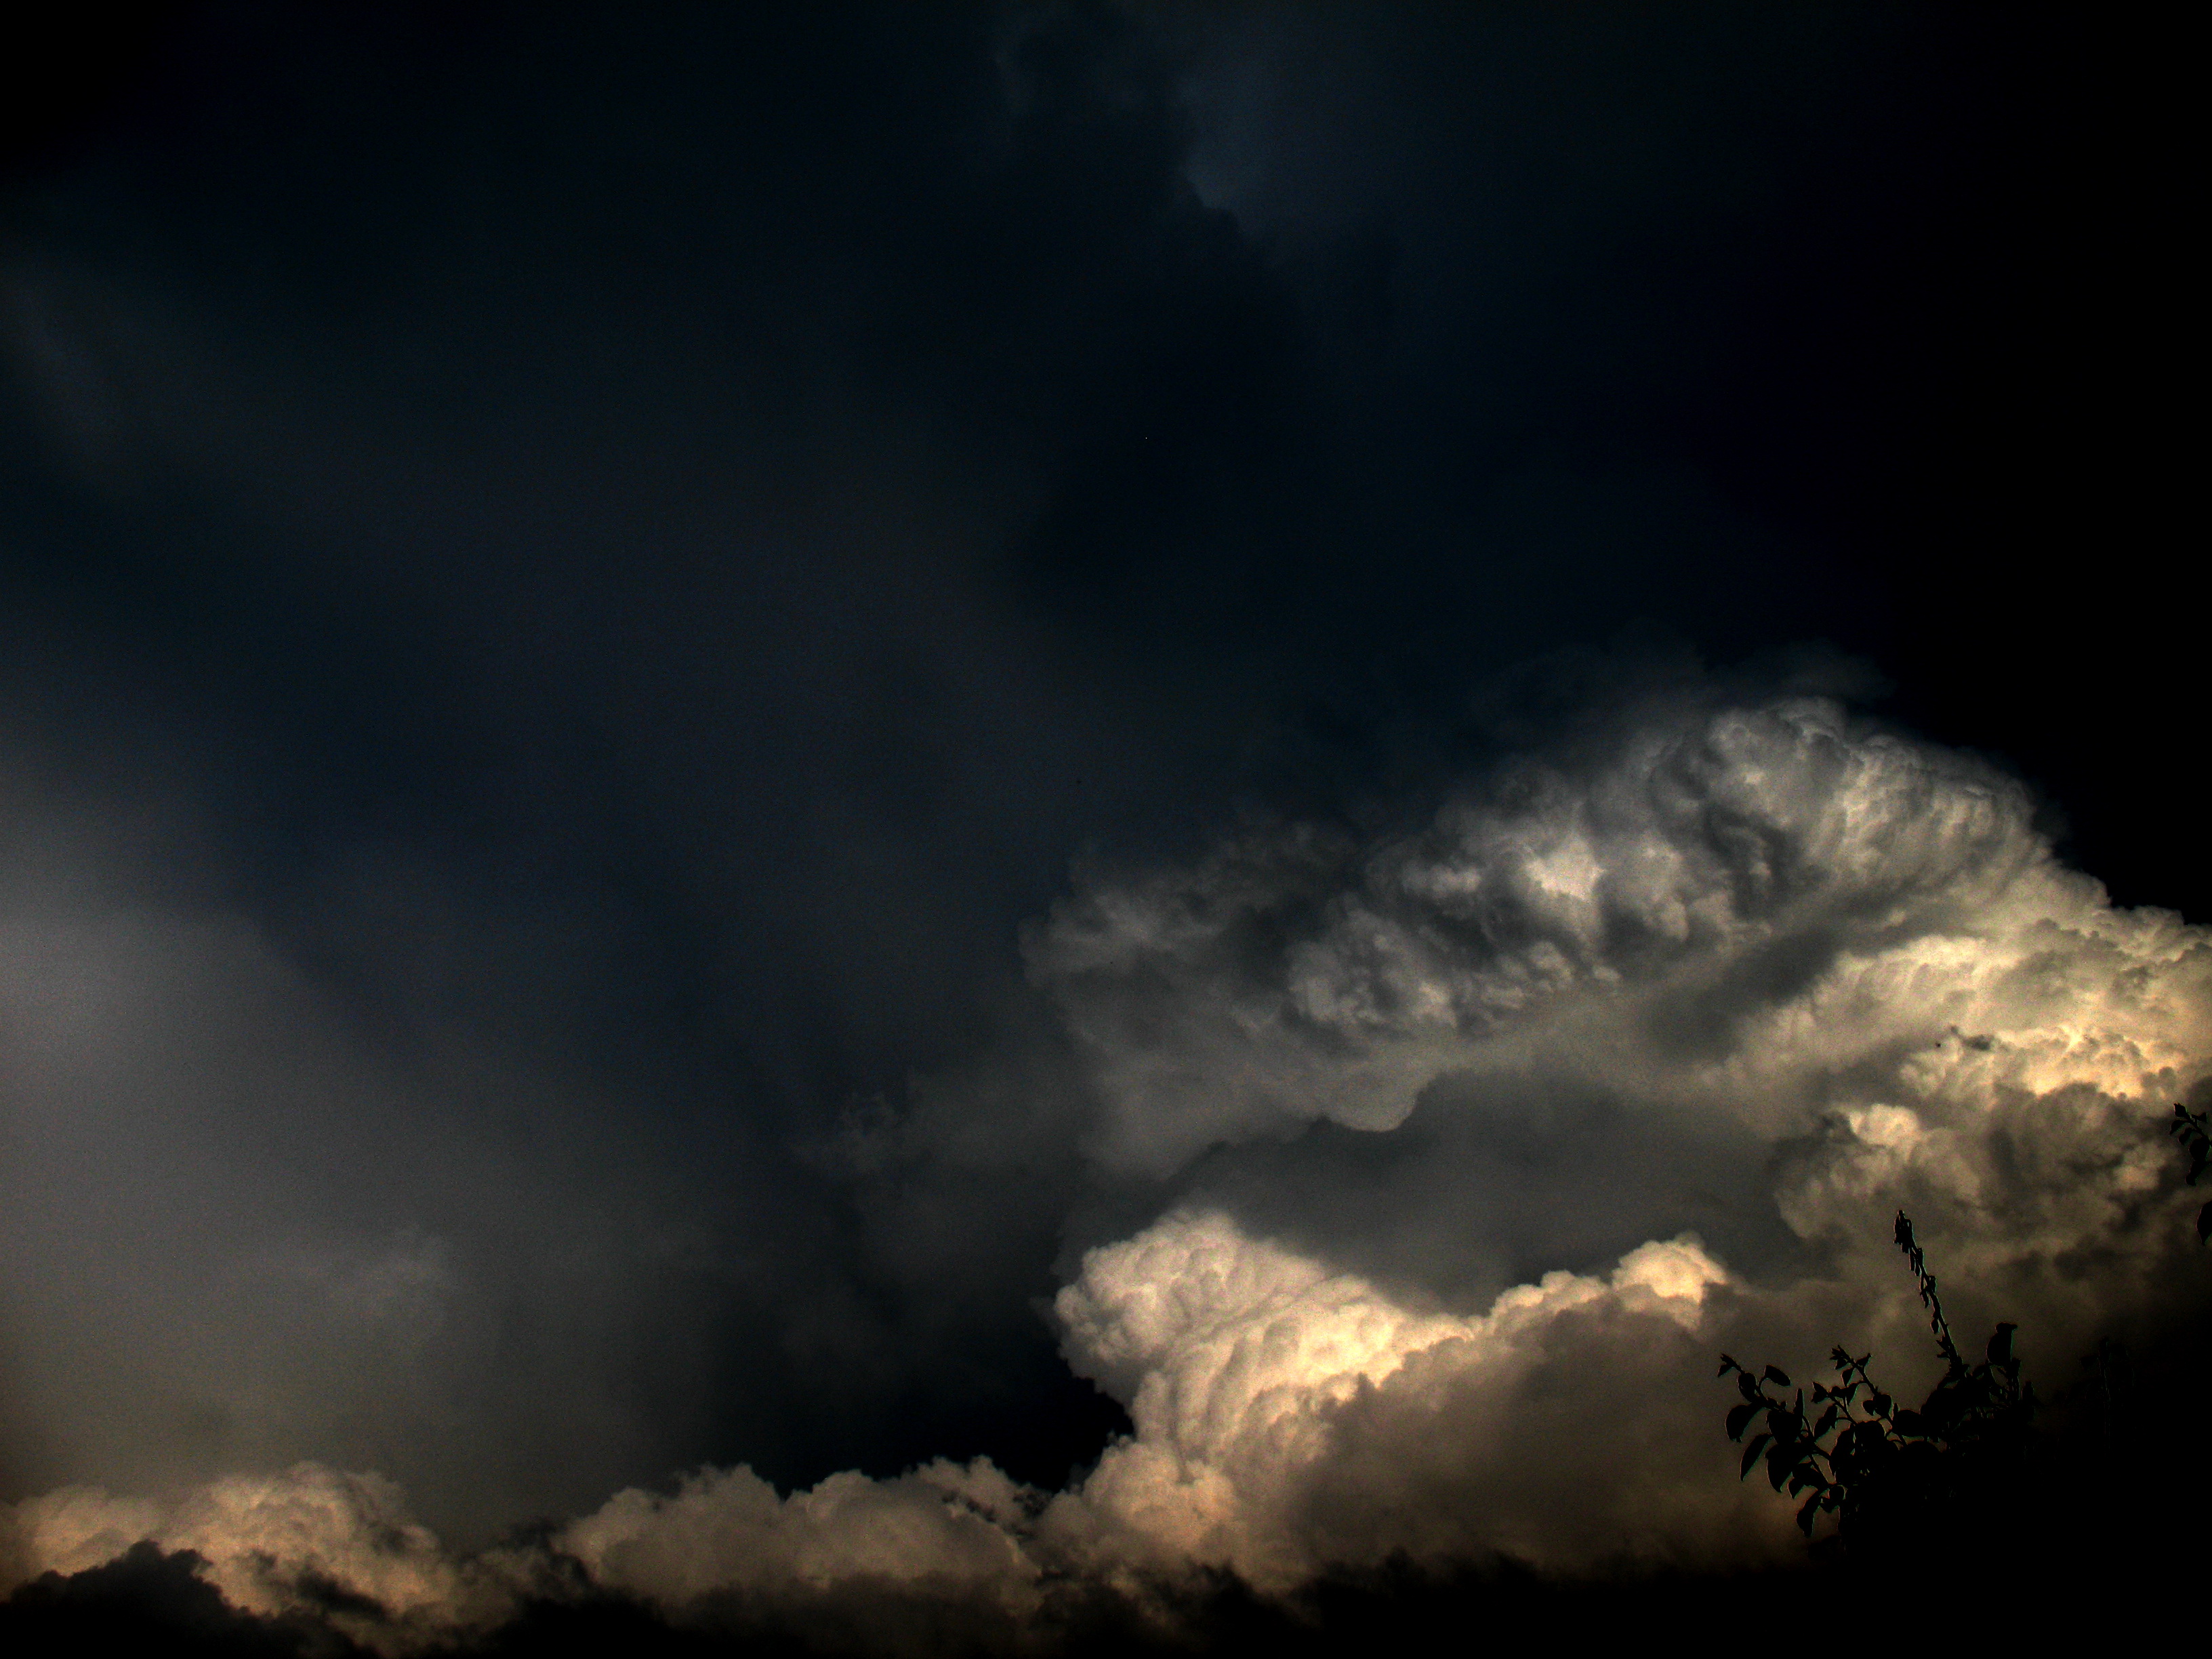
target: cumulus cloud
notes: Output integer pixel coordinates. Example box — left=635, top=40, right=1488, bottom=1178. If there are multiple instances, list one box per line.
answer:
left=1019, top=692, right=2211, bottom=1568
left=1031, top=696, right=2184, bottom=1166
left=0, top=1217, right=1757, bottom=1645
left=0, top=1463, right=510, bottom=1651
left=560, top=1458, right=1042, bottom=1613
left=0, top=1212, right=1769, bottom=1643
left=7, top=692, right=2210, bottom=1646
left=1044, top=1211, right=1748, bottom=1585
left=1036, top=698, right=2210, bottom=1306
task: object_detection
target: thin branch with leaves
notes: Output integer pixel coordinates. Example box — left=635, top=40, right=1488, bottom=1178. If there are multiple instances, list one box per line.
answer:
left=2171, top=1102, right=2212, bottom=1244
left=1719, top=1210, right=2033, bottom=1547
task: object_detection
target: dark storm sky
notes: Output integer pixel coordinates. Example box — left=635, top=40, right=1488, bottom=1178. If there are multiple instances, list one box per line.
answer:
left=0, top=1, right=2194, bottom=1550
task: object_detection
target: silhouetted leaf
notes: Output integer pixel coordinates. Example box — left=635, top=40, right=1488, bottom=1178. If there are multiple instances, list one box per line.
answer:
left=2197, top=1200, right=2211, bottom=1245
left=1719, top=1209, right=2057, bottom=1553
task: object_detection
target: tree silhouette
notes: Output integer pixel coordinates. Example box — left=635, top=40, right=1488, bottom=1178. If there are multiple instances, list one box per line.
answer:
left=1719, top=1212, right=2033, bottom=1552
left=2171, top=1102, right=2212, bottom=1244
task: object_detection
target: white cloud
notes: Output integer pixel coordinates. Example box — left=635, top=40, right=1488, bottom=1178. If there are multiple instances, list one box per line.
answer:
left=1, top=1464, right=510, bottom=1652
left=1044, top=1211, right=1737, bottom=1585
left=1035, top=699, right=2211, bottom=1289
left=1015, top=693, right=2211, bottom=1569
left=559, top=1458, right=1041, bottom=1610
left=7, top=693, right=2208, bottom=1642
left=319, top=1212, right=1753, bottom=1625
left=0, top=1220, right=1755, bottom=1631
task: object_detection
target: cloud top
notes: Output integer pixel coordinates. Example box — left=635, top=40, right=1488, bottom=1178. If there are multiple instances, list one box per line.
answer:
left=1048, top=1212, right=1735, bottom=1585
left=1029, top=697, right=2137, bottom=1174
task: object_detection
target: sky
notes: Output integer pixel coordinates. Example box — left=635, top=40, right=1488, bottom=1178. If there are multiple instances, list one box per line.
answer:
left=0, top=5, right=2202, bottom=1652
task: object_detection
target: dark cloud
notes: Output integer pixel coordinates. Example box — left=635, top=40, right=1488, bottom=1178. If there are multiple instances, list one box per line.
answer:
left=0, top=3, right=2199, bottom=1651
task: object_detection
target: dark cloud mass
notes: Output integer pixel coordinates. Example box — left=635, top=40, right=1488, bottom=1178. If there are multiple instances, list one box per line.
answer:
left=0, top=4, right=2198, bottom=1652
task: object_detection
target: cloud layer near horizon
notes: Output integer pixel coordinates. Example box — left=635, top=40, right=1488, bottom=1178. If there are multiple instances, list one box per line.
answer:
left=7, top=693, right=2207, bottom=1648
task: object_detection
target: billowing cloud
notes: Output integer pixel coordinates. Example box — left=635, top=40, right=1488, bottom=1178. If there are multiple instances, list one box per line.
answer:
left=1038, top=693, right=2207, bottom=1315
left=548, top=1215, right=1743, bottom=1620
left=0, top=2, right=2191, bottom=1650
left=1044, top=1212, right=1747, bottom=1585
left=561, top=1458, right=1042, bottom=1615
left=1032, top=695, right=2202, bottom=1170
left=5, top=693, right=2209, bottom=1649
left=0, top=1463, right=510, bottom=1652
left=558, top=693, right=2211, bottom=1613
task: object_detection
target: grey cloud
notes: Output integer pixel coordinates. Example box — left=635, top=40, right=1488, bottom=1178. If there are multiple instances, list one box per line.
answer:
left=15, top=687, right=2205, bottom=1650
left=0, top=4, right=2198, bottom=1648
left=1031, top=697, right=2072, bottom=1172
left=0, top=733, right=857, bottom=1540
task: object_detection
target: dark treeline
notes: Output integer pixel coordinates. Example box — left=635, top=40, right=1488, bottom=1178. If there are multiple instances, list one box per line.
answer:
left=5, top=1515, right=2190, bottom=1658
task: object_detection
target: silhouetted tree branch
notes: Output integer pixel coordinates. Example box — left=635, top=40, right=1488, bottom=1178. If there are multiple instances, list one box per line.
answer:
left=2171, top=1102, right=2212, bottom=1244
left=1719, top=1212, right=2033, bottom=1550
